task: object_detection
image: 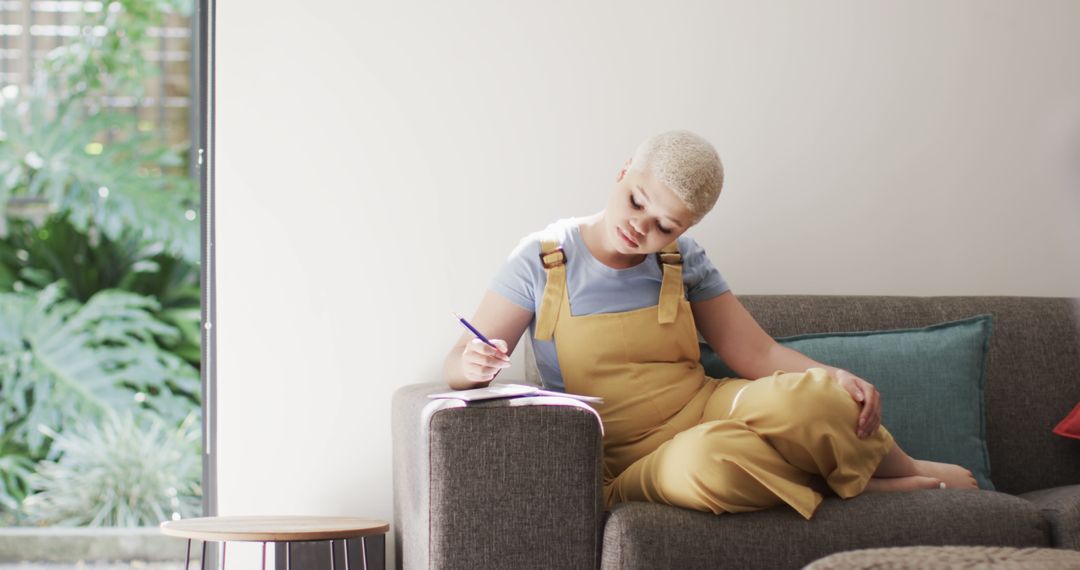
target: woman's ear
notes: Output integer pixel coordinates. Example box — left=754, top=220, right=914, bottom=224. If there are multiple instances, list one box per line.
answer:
left=616, top=158, right=632, bottom=181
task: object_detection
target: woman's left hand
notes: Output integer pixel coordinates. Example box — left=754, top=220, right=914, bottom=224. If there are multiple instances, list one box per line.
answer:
left=834, top=370, right=881, bottom=438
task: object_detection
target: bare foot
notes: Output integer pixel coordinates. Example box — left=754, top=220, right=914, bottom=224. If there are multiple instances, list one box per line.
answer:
left=913, top=459, right=979, bottom=489
left=865, top=475, right=943, bottom=493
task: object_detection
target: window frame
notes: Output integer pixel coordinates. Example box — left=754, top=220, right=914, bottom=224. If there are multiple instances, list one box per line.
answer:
left=194, top=0, right=218, bottom=522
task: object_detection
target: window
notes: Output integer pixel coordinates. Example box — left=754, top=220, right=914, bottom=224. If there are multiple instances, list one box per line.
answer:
left=0, top=0, right=211, bottom=563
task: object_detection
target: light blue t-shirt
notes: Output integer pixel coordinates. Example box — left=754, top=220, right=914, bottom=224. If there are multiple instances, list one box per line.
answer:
left=489, top=217, right=730, bottom=392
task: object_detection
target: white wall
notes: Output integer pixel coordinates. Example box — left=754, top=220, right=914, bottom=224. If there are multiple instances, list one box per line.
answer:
left=216, top=1, right=1080, bottom=567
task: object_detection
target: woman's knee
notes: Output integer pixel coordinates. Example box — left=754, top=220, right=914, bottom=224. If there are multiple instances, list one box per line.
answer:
left=734, top=368, right=858, bottom=427
left=792, top=368, right=858, bottom=418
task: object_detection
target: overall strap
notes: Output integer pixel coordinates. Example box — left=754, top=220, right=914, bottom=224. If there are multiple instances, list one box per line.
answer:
left=656, top=241, right=683, bottom=324
left=534, top=240, right=567, bottom=341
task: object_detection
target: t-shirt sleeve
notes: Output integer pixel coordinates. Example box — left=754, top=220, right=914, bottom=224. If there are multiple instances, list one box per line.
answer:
left=681, top=237, right=730, bottom=302
left=488, top=236, right=544, bottom=312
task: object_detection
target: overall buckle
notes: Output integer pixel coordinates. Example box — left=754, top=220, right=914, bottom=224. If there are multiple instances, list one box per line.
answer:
left=540, top=247, right=567, bottom=269
left=656, top=252, right=682, bottom=267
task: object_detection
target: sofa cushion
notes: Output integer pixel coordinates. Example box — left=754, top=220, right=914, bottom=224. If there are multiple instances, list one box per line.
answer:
left=600, top=492, right=1051, bottom=570
left=700, top=315, right=995, bottom=489
left=1021, top=484, right=1080, bottom=550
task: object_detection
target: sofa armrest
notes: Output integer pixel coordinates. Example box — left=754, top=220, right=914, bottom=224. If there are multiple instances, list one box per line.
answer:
left=392, top=382, right=604, bottom=570
left=1022, top=484, right=1080, bottom=550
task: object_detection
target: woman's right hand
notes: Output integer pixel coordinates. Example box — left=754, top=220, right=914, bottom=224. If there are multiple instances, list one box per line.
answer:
left=461, top=338, right=511, bottom=383
left=443, top=292, right=532, bottom=390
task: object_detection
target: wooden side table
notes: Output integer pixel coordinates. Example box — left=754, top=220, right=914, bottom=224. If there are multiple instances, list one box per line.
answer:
left=160, top=515, right=389, bottom=570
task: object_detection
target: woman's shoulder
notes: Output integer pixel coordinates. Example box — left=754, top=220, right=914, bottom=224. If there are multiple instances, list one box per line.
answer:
left=675, top=233, right=722, bottom=276
left=506, top=217, right=580, bottom=259
left=675, top=233, right=707, bottom=257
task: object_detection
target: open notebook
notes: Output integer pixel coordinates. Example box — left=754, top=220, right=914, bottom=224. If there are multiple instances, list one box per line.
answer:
left=428, top=383, right=603, bottom=404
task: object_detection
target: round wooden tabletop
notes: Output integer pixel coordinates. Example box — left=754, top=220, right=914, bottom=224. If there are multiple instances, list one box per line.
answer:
left=160, top=516, right=389, bottom=542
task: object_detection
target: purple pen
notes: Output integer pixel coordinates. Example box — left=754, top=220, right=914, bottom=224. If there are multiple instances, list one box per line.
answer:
left=452, top=312, right=497, bottom=348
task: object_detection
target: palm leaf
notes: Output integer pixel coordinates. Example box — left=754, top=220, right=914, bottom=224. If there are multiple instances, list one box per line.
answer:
left=0, top=84, right=199, bottom=263
left=0, top=284, right=200, bottom=459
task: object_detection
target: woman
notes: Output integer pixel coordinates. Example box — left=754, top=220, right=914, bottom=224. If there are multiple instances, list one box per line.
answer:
left=442, top=130, right=977, bottom=519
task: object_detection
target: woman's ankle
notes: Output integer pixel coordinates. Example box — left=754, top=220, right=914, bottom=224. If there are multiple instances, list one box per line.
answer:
left=872, top=443, right=919, bottom=478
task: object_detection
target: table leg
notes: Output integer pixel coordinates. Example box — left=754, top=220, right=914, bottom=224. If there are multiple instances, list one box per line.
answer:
left=185, top=539, right=191, bottom=570
left=330, top=539, right=336, bottom=570
left=344, top=540, right=350, bottom=570
left=286, top=542, right=291, bottom=570
left=221, top=542, right=226, bottom=569
left=201, top=540, right=208, bottom=570
left=261, top=542, right=267, bottom=570
left=360, top=536, right=367, bottom=570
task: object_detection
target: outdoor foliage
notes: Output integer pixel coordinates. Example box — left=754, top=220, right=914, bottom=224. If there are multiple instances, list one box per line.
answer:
left=23, top=411, right=202, bottom=527
left=0, top=281, right=200, bottom=453
left=0, top=215, right=201, bottom=364
left=0, top=0, right=200, bottom=526
left=0, top=0, right=199, bottom=263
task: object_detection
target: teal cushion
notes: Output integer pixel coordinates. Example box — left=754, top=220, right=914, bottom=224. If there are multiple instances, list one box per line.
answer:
left=699, top=314, right=995, bottom=490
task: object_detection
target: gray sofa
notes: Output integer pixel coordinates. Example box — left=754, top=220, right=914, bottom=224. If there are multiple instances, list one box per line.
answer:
left=392, top=296, right=1080, bottom=569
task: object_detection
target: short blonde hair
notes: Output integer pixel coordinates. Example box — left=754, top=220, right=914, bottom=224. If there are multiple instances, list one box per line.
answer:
left=630, top=130, right=724, bottom=222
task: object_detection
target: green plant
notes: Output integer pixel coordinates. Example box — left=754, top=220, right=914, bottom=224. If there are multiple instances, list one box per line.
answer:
left=0, top=81, right=199, bottom=263
left=22, top=410, right=201, bottom=527
left=0, top=0, right=201, bottom=527
left=0, top=451, right=35, bottom=524
left=0, top=0, right=199, bottom=263
left=0, top=282, right=199, bottom=450
left=44, top=0, right=194, bottom=106
left=0, top=282, right=200, bottom=518
left=0, top=214, right=201, bottom=366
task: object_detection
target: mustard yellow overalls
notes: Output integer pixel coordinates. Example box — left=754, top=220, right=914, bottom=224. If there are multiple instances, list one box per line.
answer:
left=534, top=240, right=895, bottom=519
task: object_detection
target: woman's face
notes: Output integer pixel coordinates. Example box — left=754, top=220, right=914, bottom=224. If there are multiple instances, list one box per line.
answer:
left=605, top=160, right=697, bottom=256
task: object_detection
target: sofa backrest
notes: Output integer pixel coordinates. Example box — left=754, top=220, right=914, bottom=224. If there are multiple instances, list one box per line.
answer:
left=739, top=295, right=1080, bottom=495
